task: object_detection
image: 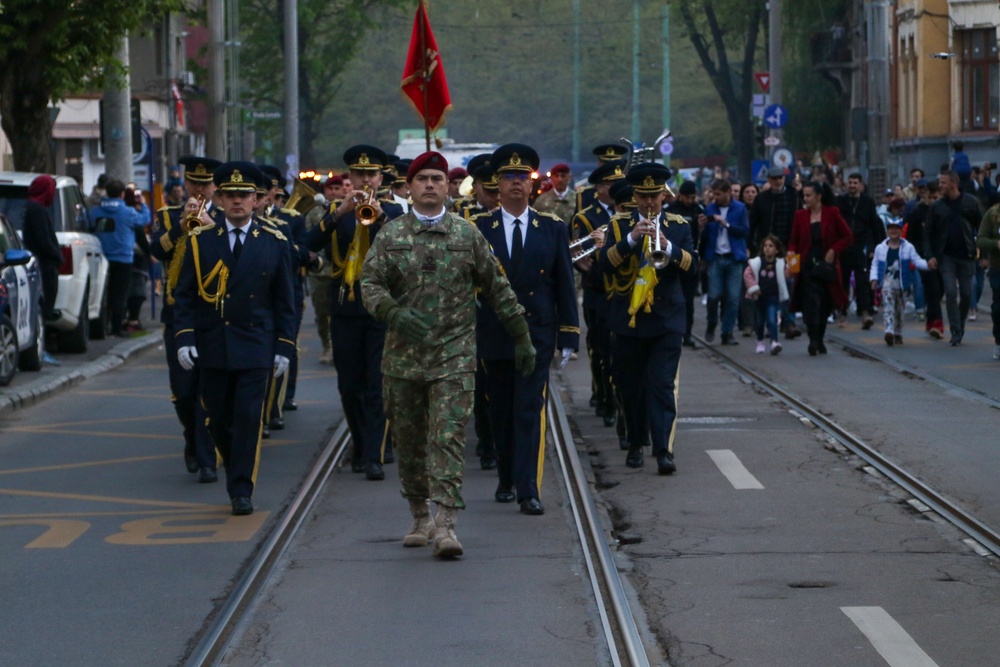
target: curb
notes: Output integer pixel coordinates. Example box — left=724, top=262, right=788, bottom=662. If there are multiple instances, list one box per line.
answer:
left=0, top=333, right=162, bottom=415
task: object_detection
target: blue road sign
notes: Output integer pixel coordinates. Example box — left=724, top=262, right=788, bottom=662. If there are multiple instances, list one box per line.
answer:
left=763, top=104, right=788, bottom=129
left=752, top=160, right=769, bottom=187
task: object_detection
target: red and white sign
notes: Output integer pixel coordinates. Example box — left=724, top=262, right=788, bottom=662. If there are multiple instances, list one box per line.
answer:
left=754, top=72, right=771, bottom=93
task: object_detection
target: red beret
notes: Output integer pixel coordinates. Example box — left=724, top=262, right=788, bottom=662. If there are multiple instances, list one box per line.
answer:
left=550, top=163, right=570, bottom=174
left=406, top=151, right=449, bottom=182
left=325, top=175, right=343, bottom=186
left=447, top=167, right=468, bottom=181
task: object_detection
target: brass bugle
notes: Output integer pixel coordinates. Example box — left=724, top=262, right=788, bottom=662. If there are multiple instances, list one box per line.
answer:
left=647, top=207, right=669, bottom=269
left=355, top=186, right=378, bottom=225
left=570, top=224, right=607, bottom=262
left=184, top=195, right=207, bottom=231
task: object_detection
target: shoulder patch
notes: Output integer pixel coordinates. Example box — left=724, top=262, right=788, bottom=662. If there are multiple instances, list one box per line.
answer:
left=259, top=225, right=287, bottom=242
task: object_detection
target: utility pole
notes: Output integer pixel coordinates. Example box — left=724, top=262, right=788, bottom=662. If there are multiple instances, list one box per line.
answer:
left=207, top=0, right=227, bottom=159
left=866, top=0, right=890, bottom=193
left=103, top=34, right=134, bottom=183
left=284, top=0, right=300, bottom=180
left=662, top=3, right=670, bottom=132
left=631, top=0, right=641, bottom=141
left=571, top=0, right=581, bottom=163
left=767, top=0, right=782, bottom=160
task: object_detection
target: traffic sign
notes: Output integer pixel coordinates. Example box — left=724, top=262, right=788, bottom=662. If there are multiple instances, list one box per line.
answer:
left=763, top=136, right=781, bottom=147
left=754, top=72, right=771, bottom=93
left=752, top=160, right=770, bottom=187
left=772, top=148, right=793, bottom=169
left=764, top=104, right=788, bottom=129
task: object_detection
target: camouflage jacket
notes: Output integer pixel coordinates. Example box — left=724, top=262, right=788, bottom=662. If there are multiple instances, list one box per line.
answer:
left=533, top=188, right=575, bottom=224
left=361, top=209, right=525, bottom=381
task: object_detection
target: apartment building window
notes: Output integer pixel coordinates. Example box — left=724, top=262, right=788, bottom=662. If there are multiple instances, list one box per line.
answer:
left=960, top=28, right=999, bottom=130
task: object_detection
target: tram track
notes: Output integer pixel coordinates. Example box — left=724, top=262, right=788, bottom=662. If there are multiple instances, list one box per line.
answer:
left=693, top=334, right=1000, bottom=560
left=184, top=396, right=652, bottom=666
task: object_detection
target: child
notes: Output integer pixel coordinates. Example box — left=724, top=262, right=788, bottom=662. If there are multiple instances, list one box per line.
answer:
left=869, top=218, right=928, bottom=345
left=744, top=235, right=789, bottom=355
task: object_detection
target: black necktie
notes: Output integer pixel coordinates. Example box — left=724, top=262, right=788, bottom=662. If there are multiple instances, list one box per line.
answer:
left=511, top=219, right=523, bottom=269
left=232, top=227, right=243, bottom=261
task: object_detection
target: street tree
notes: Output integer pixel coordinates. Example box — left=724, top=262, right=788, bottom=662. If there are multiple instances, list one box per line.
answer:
left=675, top=0, right=765, bottom=180
left=240, top=0, right=408, bottom=167
left=0, top=0, right=184, bottom=172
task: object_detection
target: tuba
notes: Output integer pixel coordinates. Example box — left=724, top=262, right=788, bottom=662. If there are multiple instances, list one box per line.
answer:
left=285, top=177, right=318, bottom=215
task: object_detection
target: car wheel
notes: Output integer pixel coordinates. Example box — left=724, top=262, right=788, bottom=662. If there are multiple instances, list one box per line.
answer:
left=59, top=284, right=90, bottom=353
left=0, top=314, right=18, bottom=386
left=90, top=283, right=109, bottom=340
left=18, top=307, right=44, bottom=371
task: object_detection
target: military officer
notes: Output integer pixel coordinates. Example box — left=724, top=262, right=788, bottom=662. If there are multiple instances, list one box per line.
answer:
left=150, top=155, right=222, bottom=482
left=173, top=161, right=297, bottom=515
left=474, top=143, right=580, bottom=515
left=362, top=152, right=532, bottom=558
left=302, top=145, right=404, bottom=480
left=597, top=162, right=698, bottom=475
left=458, top=153, right=499, bottom=220
left=572, top=159, right=626, bottom=429
left=577, top=143, right=629, bottom=213
left=533, top=162, right=576, bottom=223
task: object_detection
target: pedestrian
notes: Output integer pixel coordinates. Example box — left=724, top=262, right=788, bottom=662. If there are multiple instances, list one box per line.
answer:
left=744, top=234, right=789, bottom=355
left=925, top=170, right=982, bottom=346
left=89, top=178, right=150, bottom=337
left=835, top=173, right=884, bottom=329
left=788, top=182, right=853, bottom=355
left=750, top=166, right=802, bottom=338
left=173, top=161, right=297, bottom=516
left=869, top=218, right=928, bottom=345
left=667, top=180, right=705, bottom=348
left=22, top=175, right=62, bottom=323
left=976, top=196, right=1000, bottom=359
left=903, top=180, right=943, bottom=337
left=699, top=179, right=749, bottom=345
left=361, top=151, right=531, bottom=558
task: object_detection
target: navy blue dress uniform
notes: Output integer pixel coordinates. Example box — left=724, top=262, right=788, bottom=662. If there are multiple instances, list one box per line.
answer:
left=572, top=160, right=626, bottom=427
left=172, top=162, right=297, bottom=514
left=150, top=156, right=222, bottom=479
left=302, top=145, right=403, bottom=475
left=576, top=143, right=629, bottom=213
left=475, top=143, right=580, bottom=513
left=597, top=163, right=698, bottom=475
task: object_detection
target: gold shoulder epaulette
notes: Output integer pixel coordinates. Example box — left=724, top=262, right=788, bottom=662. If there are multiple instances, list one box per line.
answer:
left=157, top=204, right=181, bottom=213
left=610, top=212, right=632, bottom=223
left=469, top=210, right=492, bottom=223
left=534, top=209, right=562, bottom=222
left=259, top=225, right=287, bottom=242
left=279, top=207, right=302, bottom=217
left=665, top=212, right=688, bottom=225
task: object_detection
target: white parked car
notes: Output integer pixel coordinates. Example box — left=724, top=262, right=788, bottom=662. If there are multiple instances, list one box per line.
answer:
left=0, top=172, right=110, bottom=353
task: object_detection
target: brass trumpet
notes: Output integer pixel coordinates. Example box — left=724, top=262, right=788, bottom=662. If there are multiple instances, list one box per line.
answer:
left=354, top=186, right=378, bottom=225
left=184, top=195, right=207, bottom=231
left=569, top=225, right=607, bottom=262
left=646, top=207, right=670, bottom=269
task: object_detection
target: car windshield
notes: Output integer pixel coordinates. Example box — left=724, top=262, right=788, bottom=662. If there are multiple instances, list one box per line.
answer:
left=0, top=183, right=86, bottom=233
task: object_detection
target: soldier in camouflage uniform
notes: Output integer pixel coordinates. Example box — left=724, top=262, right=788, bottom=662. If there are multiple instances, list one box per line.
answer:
left=533, top=162, right=576, bottom=223
left=361, top=151, right=534, bottom=559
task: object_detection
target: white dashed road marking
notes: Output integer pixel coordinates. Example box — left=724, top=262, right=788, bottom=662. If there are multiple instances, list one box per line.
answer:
left=706, top=449, right=764, bottom=490
left=841, top=606, right=939, bottom=667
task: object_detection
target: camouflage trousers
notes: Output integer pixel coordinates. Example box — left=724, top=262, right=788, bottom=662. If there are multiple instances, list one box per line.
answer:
left=383, top=372, right=474, bottom=509
left=309, top=274, right=333, bottom=347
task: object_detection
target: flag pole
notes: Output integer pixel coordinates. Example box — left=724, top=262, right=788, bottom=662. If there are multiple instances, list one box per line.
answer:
left=420, top=0, right=431, bottom=151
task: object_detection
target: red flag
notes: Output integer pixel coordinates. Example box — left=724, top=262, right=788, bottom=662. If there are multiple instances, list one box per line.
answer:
left=401, top=1, right=452, bottom=132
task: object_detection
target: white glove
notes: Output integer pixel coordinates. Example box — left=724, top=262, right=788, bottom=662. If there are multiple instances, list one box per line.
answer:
left=273, top=354, right=290, bottom=378
left=558, top=347, right=574, bottom=370
left=178, top=346, right=198, bottom=371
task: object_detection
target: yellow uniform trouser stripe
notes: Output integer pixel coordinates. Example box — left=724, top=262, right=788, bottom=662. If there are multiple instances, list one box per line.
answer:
left=537, top=383, right=548, bottom=496
left=666, top=361, right=681, bottom=455
left=251, top=388, right=266, bottom=486
left=380, top=420, right=390, bottom=463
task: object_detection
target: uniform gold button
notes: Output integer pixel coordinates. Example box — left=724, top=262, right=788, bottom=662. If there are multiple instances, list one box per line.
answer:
left=225, top=321, right=230, bottom=326
left=540, top=269, right=545, bottom=274
left=225, top=293, right=231, bottom=298
left=529, top=291, right=534, bottom=296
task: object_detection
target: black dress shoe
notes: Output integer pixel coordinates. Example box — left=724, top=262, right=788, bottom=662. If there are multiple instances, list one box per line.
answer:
left=817, top=341, right=828, bottom=354
left=589, top=396, right=598, bottom=407
left=720, top=333, right=738, bottom=346
left=269, top=416, right=284, bottom=430
left=619, top=436, right=629, bottom=451
left=519, top=497, right=544, bottom=515
left=282, top=399, right=298, bottom=411
left=656, top=452, right=676, bottom=475
left=184, top=454, right=199, bottom=474
left=495, top=484, right=516, bottom=503
left=351, top=459, right=366, bottom=473
left=625, top=447, right=644, bottom=468
left=231, top=496, right=253, bottom=515
left=603, top=412, right=617, bottom=428
left=198, top=467, right=218, bottom=483
left=383, top=452, right=395, bottom=464
left=808, top=342, right=818, bottom=356
left=480, top=455, right=497, bottom=470
left=365, top=461, right=385, bottom=481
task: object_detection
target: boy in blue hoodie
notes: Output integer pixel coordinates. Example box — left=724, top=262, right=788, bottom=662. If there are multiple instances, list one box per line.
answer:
left=90, top=178, right=150, bottom=336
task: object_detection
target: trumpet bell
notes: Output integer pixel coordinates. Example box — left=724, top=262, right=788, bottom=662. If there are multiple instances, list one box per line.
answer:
left=649, top=250, right=670, bottom=269
left=458, top=174, right=475, bottom=198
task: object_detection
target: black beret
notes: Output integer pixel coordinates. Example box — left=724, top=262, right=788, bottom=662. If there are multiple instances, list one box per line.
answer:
left=678, top=180, right=698, bottom=196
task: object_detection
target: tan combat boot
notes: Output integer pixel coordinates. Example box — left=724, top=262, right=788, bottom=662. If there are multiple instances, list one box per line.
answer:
left=432, top=504, right=463, bottom=558
left=403, top=499, right=435, bottom=547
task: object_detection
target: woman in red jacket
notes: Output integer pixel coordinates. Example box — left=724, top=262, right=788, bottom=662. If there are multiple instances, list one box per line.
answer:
left=788, top=181, right=854, bottom=355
